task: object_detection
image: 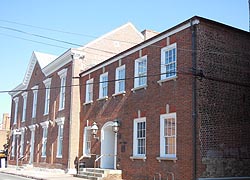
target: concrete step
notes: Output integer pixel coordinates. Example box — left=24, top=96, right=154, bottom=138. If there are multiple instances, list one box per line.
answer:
left=77, top=168, right=122, bottom=180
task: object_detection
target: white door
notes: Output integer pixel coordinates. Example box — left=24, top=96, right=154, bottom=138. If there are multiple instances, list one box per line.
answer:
left=29, top=130, right=35, bottom=164
left=100, top=122, right=115, bottom=169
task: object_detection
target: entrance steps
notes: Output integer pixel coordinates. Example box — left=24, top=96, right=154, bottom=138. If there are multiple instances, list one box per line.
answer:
left=76, top=168, right=122, bottom=180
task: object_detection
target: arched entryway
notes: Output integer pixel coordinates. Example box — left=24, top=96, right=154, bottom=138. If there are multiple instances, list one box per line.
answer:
left=100, top=121, right=117, bottom=169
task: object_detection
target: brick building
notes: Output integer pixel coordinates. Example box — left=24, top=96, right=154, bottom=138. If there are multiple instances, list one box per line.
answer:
left=8, top=23, right=144, bottom=173
left=78, top=16, right=250, bottom=180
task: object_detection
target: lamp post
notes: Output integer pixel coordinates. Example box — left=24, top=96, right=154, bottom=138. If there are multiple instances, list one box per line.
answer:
left=112, top=120, right=120, bottom=170
left=91, top=122, right=99, bottom=140
left=13, top=129, right=21, bottom=170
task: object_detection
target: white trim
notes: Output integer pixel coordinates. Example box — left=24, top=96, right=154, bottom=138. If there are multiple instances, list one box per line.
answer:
left=83, top=126, right=91, bottom=157
left=134, top=55, right=147, bottom=88
left=57, top=68, right=68, bottom=77
left=55, top=117, right=65, bottom=125
left=40, top=121, right=50, bottom=128
left=160, top=112, right=177, bottom=158
left=99, top=72, right=109, bottom=99
left=80, top=19, right=199, bottom=77
left=115, top=65, right=126, bottom=94
left=85, top=78, right=94, bottom=103
left=132, top=117, right=146, bottom=158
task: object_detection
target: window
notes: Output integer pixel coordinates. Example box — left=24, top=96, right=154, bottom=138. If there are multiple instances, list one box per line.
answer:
left=14, top=97, right=19, bottom=124
left=134, top=56, right=147, bottom=88
left=20, top=129, right=25, bottom=157
left=22, top=92, right=27, bottom=122
left=99, top=72, right=108, bottom=99
left=43, top=78, right=51, bottom=115
left=85, top=78, right=94, bottom=103
left=83, top=127, right=91, bottom=156
left=58, top=69, right=67, bottom=110
left=160, top=43, right=177, bottom=80
left=55, top=117, right=64, bottom=158
left=133, top=117, right=146, bottom=157
left=160, top=113, right=177, bottom=158
left=32, top=86, right=38, bottom=118
left=41, top=127, right=48, bottom=157
left=115, top=65, right=126, bottom=94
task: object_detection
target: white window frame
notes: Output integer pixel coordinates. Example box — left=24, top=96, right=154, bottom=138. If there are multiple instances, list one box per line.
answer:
left=85, top=78, right=94, bottom=103
left=55, top=117, right=65, bottom=158
left=99, top=72, right=108, bottom=99
left=160, top=112, right=177, bottom=159
left=132, top=117, right=146, bottom=158
left=32, top=86, right=38, bottom=118
left=115, top=65, right=126, bottom=94
left=134, top=55, right=147, bottom=89
left=58, top=69, right=67, bottom=111
left=83, top=126, right=91, bottom=157
left=43, top=78, right=51, bottom=115
left=13, top=97, right=19, bottom=124
left=40, top=121, right=49, bottom=157
left=160, top=43, right=177, bottom=81
left=22, top=92, right=28, bottom=122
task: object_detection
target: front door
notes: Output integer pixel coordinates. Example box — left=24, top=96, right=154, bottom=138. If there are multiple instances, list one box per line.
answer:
left=100, top=122, right=116, bottom=169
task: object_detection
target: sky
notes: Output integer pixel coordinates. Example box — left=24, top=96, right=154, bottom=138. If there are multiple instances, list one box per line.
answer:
left=0, top=0, right=249, bottom=122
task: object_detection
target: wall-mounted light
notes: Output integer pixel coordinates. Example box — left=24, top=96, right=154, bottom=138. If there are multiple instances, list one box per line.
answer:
left=112, top=120, right=120, bottom=133
left=91, top=122, right=99, bottom=140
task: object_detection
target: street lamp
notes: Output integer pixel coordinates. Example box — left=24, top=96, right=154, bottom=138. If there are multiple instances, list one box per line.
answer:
left=91, top=122, right=99, bottom=140
left=112, top=120, right=120, bottom=133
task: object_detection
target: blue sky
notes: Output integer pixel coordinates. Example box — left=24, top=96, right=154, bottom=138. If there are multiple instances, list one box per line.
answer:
left=0, top=0, right=248, bottom=121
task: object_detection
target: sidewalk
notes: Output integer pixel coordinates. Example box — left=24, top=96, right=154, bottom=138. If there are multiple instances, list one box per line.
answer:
left=0, top=165, right=85, bottom=180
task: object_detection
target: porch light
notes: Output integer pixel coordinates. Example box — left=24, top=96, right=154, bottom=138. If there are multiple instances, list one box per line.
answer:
left=91, top=122, right=99, bottom=140
left=112, top=120, right=120, bottom=133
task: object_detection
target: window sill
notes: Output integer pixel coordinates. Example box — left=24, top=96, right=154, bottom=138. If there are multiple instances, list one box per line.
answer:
left=130, top=156, right=146, bottom=161
left=56, top=155, right=62, bottom=158
left=97, top=96, right=108, bottom=101
left=112, top=91, right=126, bottom=97
left=157, top=76, right=178, bottom=86
left=83, top=101, right=93, bottom=105
left=58, top=107, right=65, bottom=111
left=131, top=85, right=147, bottom=93
left=156, top=157, right=177, bottom=162
left=41, top=155, right=46, bottom=158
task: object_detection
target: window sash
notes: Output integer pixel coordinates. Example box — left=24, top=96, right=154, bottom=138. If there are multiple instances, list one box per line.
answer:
left=99, top=73, right=108, bottom=98
left=22, top=96, right=27, bottom=122
left=14, top=101, right=18, bottom=124
left=59, top=77, right=66, bottom=110
left=134, top=57, right=147, bottom=88
left=161, top=44, right=177, bottom=80
left=160, top=113, right=177, bottom=158
left=83, top=127, right=91, bottom=156
left=32, top=91, right=38, bottom=118
left=57, top=125, right=63, bottom=157
left=20, top=131, right=25, bottom=156
left=86, top=79, right=93, bottom=102
left=42, top=127, right=48, bottom=157
left=44, top=87, right=50, bottom=114
left=133, top=118, right=146, bottom=157
left=115, top=65, right=125, bottom=93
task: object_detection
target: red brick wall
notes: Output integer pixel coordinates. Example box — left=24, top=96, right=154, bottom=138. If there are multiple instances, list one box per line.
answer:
left=9, top=61, right=73, bottom=170
left=79, top=27, right=194, bottom=180
left=196, top=21, right=250, bottom=177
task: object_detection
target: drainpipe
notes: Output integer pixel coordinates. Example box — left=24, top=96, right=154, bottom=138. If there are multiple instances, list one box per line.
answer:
left=191, top=19, right=197, bottom=180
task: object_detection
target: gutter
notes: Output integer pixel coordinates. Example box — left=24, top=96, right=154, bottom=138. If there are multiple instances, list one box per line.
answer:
left=191, top=18, right=198, bottom=180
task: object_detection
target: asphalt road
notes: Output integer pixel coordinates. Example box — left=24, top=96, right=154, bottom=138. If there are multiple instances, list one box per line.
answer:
left=0, top=173, right=32, bottom=180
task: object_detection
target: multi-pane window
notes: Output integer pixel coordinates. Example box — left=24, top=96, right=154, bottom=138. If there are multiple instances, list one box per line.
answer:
left=99, top=72, right=108, bottom=98
left=133, top=117, right=146, bottom=157
left=32, top=86, right=38, bottom=118
left=14, top=97, right=19, bottom=124
left=115, top=65, right=125, bottom=94
left=83, top=127, right=91, bottom=156
left=161, top=43, right=177, bottom=80
left=43, top=78, right=51, bottom=115
left=41, top=127, right=48, bottom=157
left=134, top=56, right=147, bottom=88
left=58, top=69, right=67, bottom=110
left=85, top=78, right=94, bottom=103
left=22, top=92, right=27, bottom=122
left=57, top=124, right=64, bottom=157
left=160, top=113, right=177, bottom=158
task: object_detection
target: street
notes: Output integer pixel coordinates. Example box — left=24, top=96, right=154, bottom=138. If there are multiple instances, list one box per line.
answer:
left=0, top=173, right=31, bottom=180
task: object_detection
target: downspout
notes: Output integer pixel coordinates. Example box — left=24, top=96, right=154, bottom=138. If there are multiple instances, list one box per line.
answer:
left=191, top=19, right=197, bottom=180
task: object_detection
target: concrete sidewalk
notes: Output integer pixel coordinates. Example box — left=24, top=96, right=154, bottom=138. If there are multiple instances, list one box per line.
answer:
left=0, top=165, right=85, bottom=180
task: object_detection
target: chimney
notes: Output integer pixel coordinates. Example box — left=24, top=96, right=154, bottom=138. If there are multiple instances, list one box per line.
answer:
left=141, top=29, right=159, bottom=41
